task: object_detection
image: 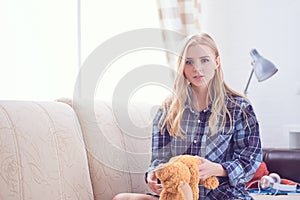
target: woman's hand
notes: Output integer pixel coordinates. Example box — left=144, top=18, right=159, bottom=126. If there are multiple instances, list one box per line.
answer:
left=197, top=157, right=227, bottom=180
left=147, top=171, right=163, bottom=194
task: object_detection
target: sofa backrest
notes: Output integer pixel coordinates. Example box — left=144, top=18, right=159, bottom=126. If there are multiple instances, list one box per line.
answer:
left=263, top=148, right=300, bottom=183
left=71, top=99, right=154, bottom=200
left=0, top=101, right=94, bottom=200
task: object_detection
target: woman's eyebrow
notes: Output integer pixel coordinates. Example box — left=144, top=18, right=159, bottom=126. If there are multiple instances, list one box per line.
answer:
left=199, top=56, right=210, bottom=58
left=186, top=55, right=210, bottom=59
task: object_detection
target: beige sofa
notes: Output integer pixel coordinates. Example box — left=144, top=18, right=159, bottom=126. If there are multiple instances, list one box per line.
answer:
left=1, top=100, right=298, bottom=200
left=0, top=100, right=153, bottom=200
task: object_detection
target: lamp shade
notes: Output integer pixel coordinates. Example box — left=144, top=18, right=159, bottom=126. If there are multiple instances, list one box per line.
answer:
left=250, top=49, right=278, bottom=82
left=244, top=49, right=278, bottom=95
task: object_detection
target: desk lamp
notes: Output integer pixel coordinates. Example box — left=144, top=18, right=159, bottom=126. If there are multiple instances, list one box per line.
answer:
left=244, top=49, right=278, bottom=95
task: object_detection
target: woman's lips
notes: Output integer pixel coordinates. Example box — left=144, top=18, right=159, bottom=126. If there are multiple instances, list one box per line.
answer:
left=193, top=74, right=204, bottom=79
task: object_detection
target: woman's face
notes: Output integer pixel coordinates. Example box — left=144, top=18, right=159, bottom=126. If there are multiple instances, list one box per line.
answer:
left=183, top=44, right=220, bottom=88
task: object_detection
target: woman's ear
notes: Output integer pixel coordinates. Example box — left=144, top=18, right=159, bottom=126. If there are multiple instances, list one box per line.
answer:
left=215, top=56, right=220, bottom=68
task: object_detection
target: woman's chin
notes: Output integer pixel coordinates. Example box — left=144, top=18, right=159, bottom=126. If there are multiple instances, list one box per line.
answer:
left=191, top=80, right=207, bottom=88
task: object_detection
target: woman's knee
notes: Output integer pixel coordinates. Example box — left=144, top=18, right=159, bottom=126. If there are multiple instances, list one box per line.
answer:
left=112, top=193, right=135, bottom=200
left=112, top=193, right=127, bottom=200
left=112, top=193, right=157, bottom=200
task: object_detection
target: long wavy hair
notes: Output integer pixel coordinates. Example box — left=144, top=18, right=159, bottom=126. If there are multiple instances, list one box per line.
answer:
left=160, top=33, right=247, bottom=138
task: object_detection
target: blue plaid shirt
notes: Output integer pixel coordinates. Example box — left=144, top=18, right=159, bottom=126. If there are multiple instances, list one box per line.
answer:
left=148, top=95, right=262, bottom=200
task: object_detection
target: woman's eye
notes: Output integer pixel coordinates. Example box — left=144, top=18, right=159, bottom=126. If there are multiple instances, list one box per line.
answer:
left=201, top=58, right=209, bottom=63
left=185, top=60, right=193, bottom=65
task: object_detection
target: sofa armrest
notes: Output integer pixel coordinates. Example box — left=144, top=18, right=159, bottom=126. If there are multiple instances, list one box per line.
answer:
left=263, top=148, right=300, bottom=183
left=0, top=101, right=94, bottom=199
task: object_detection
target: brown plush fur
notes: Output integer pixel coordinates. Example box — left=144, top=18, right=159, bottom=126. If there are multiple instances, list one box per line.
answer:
left=155, top=155, right=219, bottom=200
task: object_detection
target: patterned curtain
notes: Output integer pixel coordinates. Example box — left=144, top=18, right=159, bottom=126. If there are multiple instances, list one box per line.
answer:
left=157, top=0, right=202, bottom=68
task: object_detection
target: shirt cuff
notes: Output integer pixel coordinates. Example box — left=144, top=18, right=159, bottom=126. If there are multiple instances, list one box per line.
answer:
left=221, top=161, right=244, bottom=186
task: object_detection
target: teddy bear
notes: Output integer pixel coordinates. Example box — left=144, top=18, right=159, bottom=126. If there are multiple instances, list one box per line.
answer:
left=155, top=155, right=219, bottom=200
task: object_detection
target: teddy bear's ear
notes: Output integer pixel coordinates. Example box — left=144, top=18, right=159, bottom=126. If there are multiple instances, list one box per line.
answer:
left=154, top=163, right=168, bottom=180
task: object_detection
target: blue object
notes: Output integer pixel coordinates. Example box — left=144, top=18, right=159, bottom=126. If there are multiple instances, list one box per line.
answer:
left=248, top=188, right=300, bottom=195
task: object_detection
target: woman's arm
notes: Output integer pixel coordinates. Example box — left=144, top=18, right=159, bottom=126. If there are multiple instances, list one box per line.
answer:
left=147, top=108, right=173, bottom=172
left=145, top=108, right=173, bottom=194
left=220, top=103, right=262, bottom=186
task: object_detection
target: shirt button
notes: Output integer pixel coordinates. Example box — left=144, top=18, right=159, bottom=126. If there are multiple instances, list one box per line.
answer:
left=193, top=139, right=197, bottom=144
left=197, top=120, right=200, bottom=123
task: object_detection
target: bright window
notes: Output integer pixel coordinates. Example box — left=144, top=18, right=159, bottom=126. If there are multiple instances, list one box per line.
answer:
left=0, top=0, right=168, bottom=104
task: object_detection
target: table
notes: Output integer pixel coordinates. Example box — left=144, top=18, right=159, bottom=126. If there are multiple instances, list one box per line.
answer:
left=251, top=194, right=300, bottom=200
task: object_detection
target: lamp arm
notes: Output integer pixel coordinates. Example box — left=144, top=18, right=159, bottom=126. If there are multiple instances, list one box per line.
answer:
left=244, top=69, right=254, bottom=95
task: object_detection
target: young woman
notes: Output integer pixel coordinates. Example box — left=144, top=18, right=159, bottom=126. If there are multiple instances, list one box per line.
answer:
left=113, top=33, right=262, bottom=200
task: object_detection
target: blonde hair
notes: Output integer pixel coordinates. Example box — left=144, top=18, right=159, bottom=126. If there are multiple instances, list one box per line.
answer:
left=160, top=33, right=247, bottom=137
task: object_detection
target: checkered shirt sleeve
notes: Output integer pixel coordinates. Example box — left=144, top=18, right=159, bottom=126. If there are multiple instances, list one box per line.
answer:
left=220, top=100, right=262, bottom=186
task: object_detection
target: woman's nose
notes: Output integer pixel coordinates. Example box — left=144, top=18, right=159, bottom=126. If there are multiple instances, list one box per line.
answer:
left=193, top=62, right=202, bottom=71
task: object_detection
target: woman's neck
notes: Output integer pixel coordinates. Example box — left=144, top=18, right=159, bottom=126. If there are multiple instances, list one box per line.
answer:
left=191, top=85, right=210, bottom=111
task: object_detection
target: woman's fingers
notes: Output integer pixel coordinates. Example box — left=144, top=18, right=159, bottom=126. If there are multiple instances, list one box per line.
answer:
left=199, top=173, right=209, bottom=181
left=147, top=171, right=162, bottom=194
left=198, top=158, right=212, bottom=180
left=148, top=181, right=162, bottom=194
left=147, top=171, right=156, bottom=182
left=198, top=158, right=226, bottom=178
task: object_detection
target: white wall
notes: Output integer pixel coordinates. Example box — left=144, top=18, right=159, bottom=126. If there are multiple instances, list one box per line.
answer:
left=202, top=0, right=300, bottom=148
left=2, top=0, right=299, bottom=148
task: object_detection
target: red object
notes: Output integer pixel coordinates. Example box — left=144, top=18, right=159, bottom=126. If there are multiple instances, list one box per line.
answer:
left=281, top=178, right=297, bottom=185
left=246, top=161, right=269, bottom=188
